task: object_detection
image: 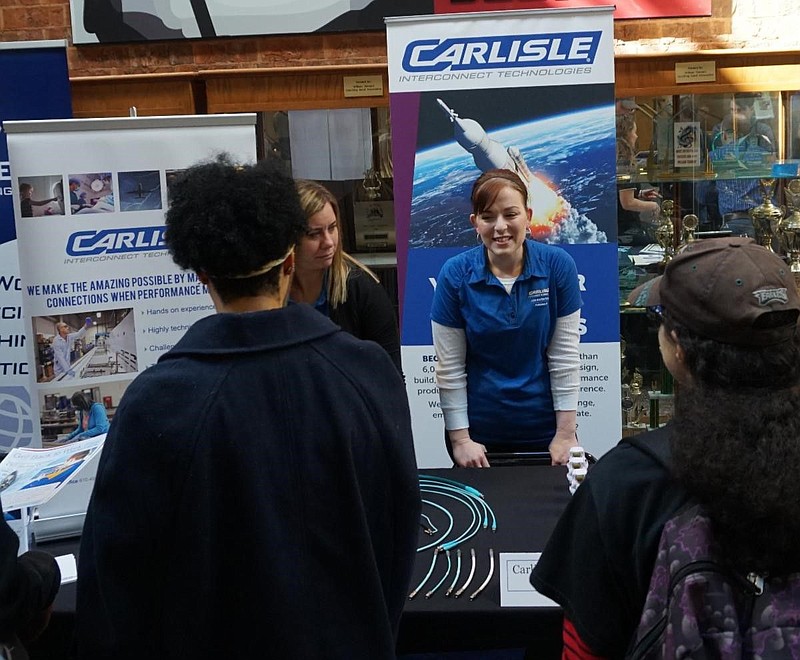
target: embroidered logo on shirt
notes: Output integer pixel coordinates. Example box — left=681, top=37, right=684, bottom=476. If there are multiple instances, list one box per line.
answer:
left=528, top=287, right=549, bottom=306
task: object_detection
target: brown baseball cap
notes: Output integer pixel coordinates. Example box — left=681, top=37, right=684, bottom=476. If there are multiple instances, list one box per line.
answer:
left=629, top=237, right=800, bottom=346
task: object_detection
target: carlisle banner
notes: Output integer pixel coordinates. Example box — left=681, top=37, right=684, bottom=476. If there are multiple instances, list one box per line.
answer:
left=387, top=8, right=621, bottom=466
left=0, top=41, right=72, bottom=450
left=5, top=114, right=256, bottom=446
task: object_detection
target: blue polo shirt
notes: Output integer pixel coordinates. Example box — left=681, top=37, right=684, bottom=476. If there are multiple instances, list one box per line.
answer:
left=431, top=240, right=582, bottom=447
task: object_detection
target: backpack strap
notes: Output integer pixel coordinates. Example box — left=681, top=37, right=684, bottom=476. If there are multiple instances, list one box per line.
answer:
left=620, top=425, right=672, bottom=471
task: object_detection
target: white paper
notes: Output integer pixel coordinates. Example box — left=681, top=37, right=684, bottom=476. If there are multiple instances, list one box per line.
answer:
left=288, top=110, right=332, bottom=180
left=289, top=108, right=373, bottom=181
left=0, top=435, right=105, bottom=510
left=328, top=108, right=372, bottom=180
left=56, top=553, right=77, bottom=584
left=499, top=552, right=559, bottom=608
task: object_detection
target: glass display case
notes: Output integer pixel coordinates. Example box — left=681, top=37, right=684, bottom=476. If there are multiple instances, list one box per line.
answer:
left=256, top=107, right=399, bottom=314
left=617, top=90, right=800, bottom=433
left=618, top=91, right=791, bottom=233
left=257, top=107, right=395, bottom=254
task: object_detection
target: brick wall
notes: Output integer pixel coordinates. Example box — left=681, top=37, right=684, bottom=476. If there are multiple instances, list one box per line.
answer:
left=0, top=0, right=797, bottom=77
left=613, top=0, right=800, bottom=54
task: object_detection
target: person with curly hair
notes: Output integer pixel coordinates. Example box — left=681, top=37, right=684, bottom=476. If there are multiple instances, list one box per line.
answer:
left=75, top=155, right=420, bottom=659
left=531, top=237, right=800, bottom=658
left=292, top=180, right=401, bottom=373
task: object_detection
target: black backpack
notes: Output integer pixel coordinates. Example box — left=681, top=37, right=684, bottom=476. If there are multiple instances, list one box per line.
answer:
left=625, top=435, right=800, bottom=659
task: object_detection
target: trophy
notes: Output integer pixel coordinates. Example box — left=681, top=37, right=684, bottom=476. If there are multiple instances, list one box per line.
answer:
left=625, top=372, right=648, bottom=429
left=620, top=336, right=629, bottom=385
left=655, top=199, right=675, bottom=266
left=779, top=179, right=800, bottom=289
left=360, top=167, right=383, bottom=200
left=621, top=384, right=634, bottom=428
left=749, top=178, right=783, bottom=252
left=679, top=213, right=698, bottom=249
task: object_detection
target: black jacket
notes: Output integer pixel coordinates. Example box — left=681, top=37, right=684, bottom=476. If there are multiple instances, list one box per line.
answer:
left=330, top=269, right=402, bottom=374
left=531, top=426, right=692, bottom=658
left=0, top=501, right=60, bottom=647
left=76, top=304, right=420, bottom=659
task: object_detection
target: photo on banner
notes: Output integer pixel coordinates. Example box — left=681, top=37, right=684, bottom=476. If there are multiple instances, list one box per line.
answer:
left=386, top=8, right=622, bottom=466
left=6, top=115, right=257, bottom=446
left=66, top=172, right=115, bottom=214
left=118, top=170, right=162, bottom=212
left=410, top=87, right=616, bottom=248
left=0, top=41, right=72, bottom=451
left=18, top=175, right=65, bottom=218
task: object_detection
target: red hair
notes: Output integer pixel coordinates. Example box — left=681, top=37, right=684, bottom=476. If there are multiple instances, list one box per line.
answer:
left=470, top=169, right=528, bottom=215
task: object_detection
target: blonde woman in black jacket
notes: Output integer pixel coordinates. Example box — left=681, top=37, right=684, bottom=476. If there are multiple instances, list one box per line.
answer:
left=292, top=180, right=402, bottom=373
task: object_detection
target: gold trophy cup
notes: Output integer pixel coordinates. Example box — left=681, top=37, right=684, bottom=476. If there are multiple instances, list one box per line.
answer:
left=655, top=199, right=675, bottom=266
left=749, top=178, right=783, bottom=252
left=779, top=179, right=800, bottom=289
left=680, top=213, right=699, bottom=250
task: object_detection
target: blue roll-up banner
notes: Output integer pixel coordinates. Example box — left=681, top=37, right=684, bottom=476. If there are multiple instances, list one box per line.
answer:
left=386, top=8, right=621, bottom=466
left=0, top=41, right=72, bottom=450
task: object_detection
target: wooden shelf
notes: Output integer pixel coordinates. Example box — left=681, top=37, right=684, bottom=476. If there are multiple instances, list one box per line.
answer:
left=615, top=49, right=800, bottom=97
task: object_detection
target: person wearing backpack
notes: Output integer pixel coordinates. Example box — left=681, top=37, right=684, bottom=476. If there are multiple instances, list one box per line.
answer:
left=530, top=237, right=800, bottom=659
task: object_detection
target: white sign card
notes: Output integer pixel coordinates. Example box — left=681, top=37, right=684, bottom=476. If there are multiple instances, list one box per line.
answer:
left=674, top=121, right=702, bottom=168
left=499, top=552, right=559, bottom=608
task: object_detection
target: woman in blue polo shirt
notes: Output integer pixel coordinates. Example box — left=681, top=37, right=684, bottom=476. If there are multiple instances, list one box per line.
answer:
left=431, top=169, right=581, bottom=467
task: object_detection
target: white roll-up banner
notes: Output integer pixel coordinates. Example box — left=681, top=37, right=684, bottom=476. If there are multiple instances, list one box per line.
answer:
left=5, top=114, right=257, bottom=446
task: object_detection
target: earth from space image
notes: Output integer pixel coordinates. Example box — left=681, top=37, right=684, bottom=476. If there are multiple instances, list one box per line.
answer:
left=410, top=105, right=617, bottom=247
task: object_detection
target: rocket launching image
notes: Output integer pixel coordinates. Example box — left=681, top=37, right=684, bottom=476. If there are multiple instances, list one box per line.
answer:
left=408, top=87, right=617, bottom=247
left=435, top=98, right=566, bottom=237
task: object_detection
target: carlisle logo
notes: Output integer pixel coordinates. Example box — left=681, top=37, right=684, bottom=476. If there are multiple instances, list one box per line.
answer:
left=402, top=32, right=601, bottom=72
left=66, top=226, right=166, bottom=256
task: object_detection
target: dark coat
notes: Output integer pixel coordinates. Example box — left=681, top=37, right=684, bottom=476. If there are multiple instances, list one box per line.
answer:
left=76, top=304, right=420, bottom=659
left=0, top=501, right=60, bottom=646
left=330, top=269, right=402, bottom=374
left=531, top=426, right=692, bottom=657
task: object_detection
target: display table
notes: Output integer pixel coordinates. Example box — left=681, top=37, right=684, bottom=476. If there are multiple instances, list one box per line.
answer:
left=29, top=465, right=573, bottom=659
left=399, top=465, right=571, bottom=655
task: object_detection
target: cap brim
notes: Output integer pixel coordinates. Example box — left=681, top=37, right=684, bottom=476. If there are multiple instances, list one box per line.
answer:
left=627, top=276, right=662, bottom=307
